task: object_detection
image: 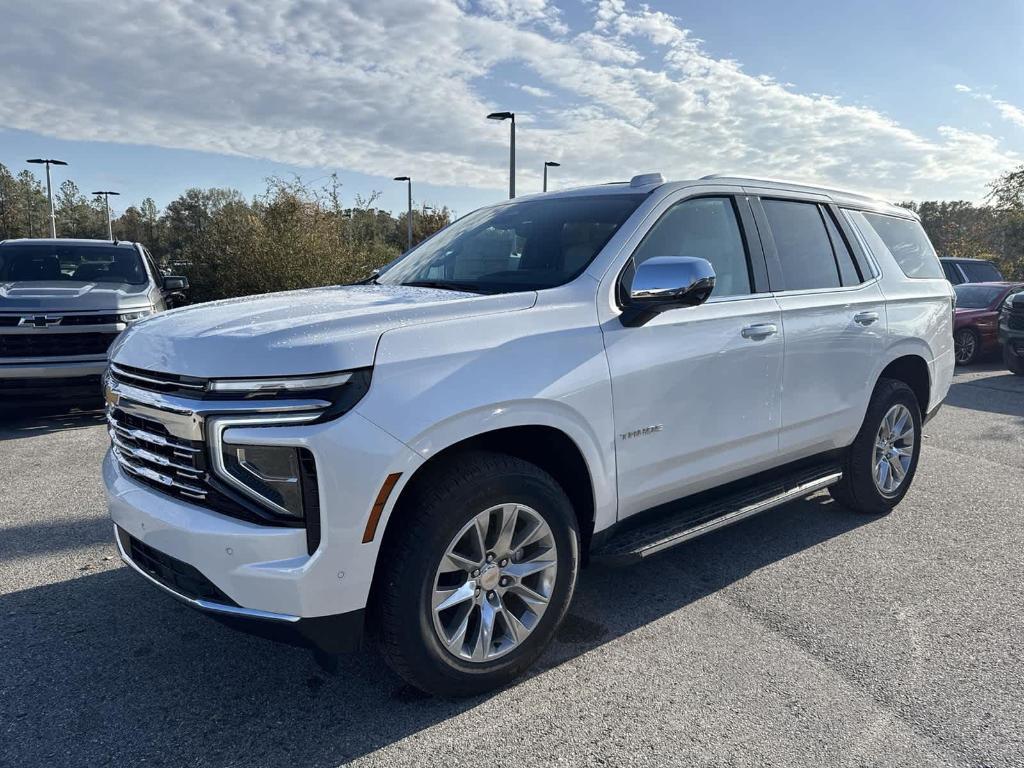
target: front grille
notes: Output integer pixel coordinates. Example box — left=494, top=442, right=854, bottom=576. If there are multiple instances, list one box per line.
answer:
left=0, top=331, right=118, bottom=358
left=1008, top=312, right=1024, bottom=331
left=117, top=526, right=237, bottom=605
left=108, top=407, right=208, bottom=501
left=107, top=406, right=309, bottom=531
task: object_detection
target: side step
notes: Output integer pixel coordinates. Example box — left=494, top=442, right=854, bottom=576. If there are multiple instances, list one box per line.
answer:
left=592, top=463, right=842, bottom=566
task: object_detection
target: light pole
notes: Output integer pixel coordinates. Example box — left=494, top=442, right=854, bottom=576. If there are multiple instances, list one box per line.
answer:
left=92, top=190, right=120, bottom=240
left=487, top=111, right=515, bottom=199
left=393, top=176, right=412, bottom=251
left=26, top=158, right=67, bottom=238
left=543, top=161, right=560, bottom=193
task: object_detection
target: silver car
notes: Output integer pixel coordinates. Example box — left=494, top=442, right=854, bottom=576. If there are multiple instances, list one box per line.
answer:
left=0, top=238, right=188, bottom=397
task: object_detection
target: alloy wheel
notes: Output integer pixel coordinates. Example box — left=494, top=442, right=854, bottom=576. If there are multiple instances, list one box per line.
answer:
left=872, top=404, right=915, bottom=496
left=431, top=503, right=557, bottom=662
left=954, top=329, right=976, bottom=364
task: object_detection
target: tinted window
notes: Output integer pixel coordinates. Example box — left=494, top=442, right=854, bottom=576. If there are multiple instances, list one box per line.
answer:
left=959, top=261, right=1003, bottom=282
left=855, top=212, right=943, bottom=279
left=377, top=195, right=642, bottom=294
left=632, top=197, right=751, bottom=297
left=821, top=208, right=862, bottom=285
left=0, top=243, right=148, bottom=285
left=953, top=284, right=1008, bottom=309
left=941, top=260, right=963, bottom=284
left=762, top=199, right=840, bottom=291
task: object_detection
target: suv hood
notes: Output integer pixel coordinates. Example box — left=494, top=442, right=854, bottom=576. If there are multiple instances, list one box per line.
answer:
left=0, top=281, right=152, bottom=312
left=110, top=284, right=536, bottom=378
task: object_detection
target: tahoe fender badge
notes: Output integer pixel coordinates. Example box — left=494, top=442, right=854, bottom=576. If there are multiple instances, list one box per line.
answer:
left=620, top=424, right=663, bottom=441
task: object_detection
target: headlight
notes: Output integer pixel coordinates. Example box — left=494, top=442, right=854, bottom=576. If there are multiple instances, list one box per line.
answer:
left=118, top=309, right=154, bottom=324
left=221, top=442, right=307, bottom=518
left=207, top=413, right=320, bottom=521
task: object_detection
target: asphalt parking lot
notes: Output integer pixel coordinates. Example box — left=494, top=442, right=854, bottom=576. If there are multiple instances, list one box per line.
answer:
left=2, top=363, right=1022, bottom=768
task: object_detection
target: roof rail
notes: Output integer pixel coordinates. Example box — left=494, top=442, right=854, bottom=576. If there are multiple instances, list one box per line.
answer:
left=630, top=173, right=665, bottom=188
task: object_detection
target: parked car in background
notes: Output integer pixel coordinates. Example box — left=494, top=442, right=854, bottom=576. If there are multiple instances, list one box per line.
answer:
left=952, top=282, right=1024, bottom=365
left=0, top=238, right=188, bottom=398
left=940, top=256, right=1003, bottom=285
left=999, top=288, right=1024, bottom=375
left=103, top=174, right=953, bottom=696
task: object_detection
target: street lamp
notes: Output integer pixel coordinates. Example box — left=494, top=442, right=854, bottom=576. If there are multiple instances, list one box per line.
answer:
left=487, top=111, right=515, bottom=199
left=543, top=161, right=561, bottom=193
left=393, top=176, right=412, bottom=251
left=26, top=158, right=67, bottom=238
left=92, top=190, right=120, bottom=240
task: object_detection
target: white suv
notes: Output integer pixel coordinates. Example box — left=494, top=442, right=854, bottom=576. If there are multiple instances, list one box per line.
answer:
left=103, top=174, right=954, bottom=695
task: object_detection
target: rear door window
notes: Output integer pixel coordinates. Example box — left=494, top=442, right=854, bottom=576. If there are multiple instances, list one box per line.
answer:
left=761, top=199, right=840, bottom=291
left=851, top=212, right=944, bottom=279
left=959, top=260, right=1002, bottom=282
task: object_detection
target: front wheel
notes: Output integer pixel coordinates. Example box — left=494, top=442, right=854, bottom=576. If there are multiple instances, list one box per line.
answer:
left=1005, top=342, right=1024, bottom=376
left=829, top=379, right=922, bottom=514
left=374, top=451, right=579, bottom=697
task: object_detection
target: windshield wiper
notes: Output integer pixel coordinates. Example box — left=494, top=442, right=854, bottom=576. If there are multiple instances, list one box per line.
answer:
left=402, top=280, right=486, bottom=294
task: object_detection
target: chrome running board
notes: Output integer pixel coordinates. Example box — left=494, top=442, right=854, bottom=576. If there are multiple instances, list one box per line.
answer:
left=593, top=464, right=842, bottom=566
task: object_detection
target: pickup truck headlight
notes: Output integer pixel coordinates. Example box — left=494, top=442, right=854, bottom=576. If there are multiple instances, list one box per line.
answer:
left=205, top=368, right=372, bottom=420
left=118, top=309, right=154, bottom=324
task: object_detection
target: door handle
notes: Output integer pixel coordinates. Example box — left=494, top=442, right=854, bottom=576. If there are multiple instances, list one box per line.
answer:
left=741, top=323, right=778, bottom=339
left=854, top=311, right=879, bottom=326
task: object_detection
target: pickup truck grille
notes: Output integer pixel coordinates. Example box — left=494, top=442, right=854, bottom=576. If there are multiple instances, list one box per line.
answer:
left=1007, top=312, right=1024, bottom=331
left=0, top=331, right=118, bottom=358
left=107, top=407, right=208, bottom=501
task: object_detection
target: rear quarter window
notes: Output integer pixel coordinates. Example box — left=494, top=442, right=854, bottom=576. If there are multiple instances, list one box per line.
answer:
left=846, top=211, right=943, bottom=279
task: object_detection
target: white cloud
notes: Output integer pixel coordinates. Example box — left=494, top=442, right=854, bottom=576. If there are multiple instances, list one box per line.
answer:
left=954, top=84, right=1024, bottom=130
left=516, top=84, right=553, bottom=98
left=0, top=0, right=1017, bottom=202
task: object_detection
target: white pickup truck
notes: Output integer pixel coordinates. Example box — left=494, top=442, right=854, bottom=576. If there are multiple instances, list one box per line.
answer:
left=103, top=174, right=954, bottom=696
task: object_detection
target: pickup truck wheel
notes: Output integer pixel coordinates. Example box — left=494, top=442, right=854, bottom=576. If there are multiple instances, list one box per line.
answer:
left=374, top=451, right=579, bottom=697
left=953, top=327, right=979, bottom=365
left=829, top=379, right=921, bottom=514
left=1005, top=342, right=1024, bottom=376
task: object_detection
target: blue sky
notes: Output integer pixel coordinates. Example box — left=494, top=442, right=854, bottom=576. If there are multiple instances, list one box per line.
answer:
left=2, top=0, right=1022, bottom=218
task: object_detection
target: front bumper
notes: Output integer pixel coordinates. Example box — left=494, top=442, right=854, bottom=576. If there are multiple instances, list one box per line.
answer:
left=114, top=523, right=364, bottom=651
left=104, top=406, right=423, bottom=648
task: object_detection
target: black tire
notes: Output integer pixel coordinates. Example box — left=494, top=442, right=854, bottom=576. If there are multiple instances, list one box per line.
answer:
left=1004, top=342, right=1024, bottom=376
left=953, top=327, right=980, bottom=366
left=829, top=378, right=922, bottom=515
left=373, top=451, right=580, bottom=697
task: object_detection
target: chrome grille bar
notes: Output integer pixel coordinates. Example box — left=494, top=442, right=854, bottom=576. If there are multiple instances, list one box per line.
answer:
left=109, top=433, right=202, bottom=478
left=112, top=445, right=207, bottom=500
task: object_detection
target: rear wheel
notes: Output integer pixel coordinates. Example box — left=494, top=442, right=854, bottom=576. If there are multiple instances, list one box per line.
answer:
left=374, top=451, right=579, bottom=697
left=829, top=379, right=922, bottom=514
left=1005, top=342, right=1024, bottom=376
left=954, top=327, right=979, bottom=365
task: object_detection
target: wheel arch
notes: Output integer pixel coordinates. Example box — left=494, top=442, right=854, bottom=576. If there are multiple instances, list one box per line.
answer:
left=877, top=353, right=930, bottom=417
left=383, top=424, right=597, bottom=552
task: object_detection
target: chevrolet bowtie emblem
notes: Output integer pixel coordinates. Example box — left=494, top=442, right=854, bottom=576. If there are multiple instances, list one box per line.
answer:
left=18, top=315, right=62, bottom=328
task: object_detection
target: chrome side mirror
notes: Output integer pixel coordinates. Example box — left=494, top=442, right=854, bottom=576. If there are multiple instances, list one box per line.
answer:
left=620, top=256, right=716, bottom=327
left=162, top=275, right=189, bottom=292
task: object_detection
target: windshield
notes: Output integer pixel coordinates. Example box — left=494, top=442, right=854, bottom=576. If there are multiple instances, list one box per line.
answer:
left=954, top=284, right=1010, bottom=309
left=0, top=243, right=149, bottom=285
left=376, top=194, right=644, bottom=293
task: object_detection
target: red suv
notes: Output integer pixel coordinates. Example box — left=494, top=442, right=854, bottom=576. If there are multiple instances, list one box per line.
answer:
left=953, top=282, right=1024, bottom=365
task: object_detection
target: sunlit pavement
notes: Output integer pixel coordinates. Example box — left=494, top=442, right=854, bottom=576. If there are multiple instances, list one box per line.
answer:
left=2, top=363, right=1022, bottom=767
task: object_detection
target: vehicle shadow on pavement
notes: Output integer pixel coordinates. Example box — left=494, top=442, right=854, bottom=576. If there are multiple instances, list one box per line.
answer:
left=1, top=494, right=871, bottom=768
left=0, top=402, right=105, bottom=441
left=944, top=372, right=1024, bottom=420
